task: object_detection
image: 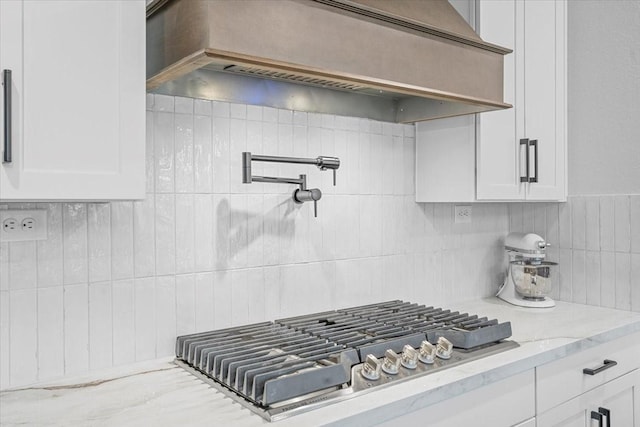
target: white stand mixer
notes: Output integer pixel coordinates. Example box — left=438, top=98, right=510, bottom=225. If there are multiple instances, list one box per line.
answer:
left=497, top=232, right=557, bottom=308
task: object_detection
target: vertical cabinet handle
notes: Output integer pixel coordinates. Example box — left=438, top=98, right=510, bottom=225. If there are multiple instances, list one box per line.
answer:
left=591, top=410, right=603, bottom=427
left=519, top=138, right=529, bottom=183
left=529, top=139, right=538, bottom=183
left=598, top=407, right=611, bottom=427
left=2, top=69, right=12, bottom=164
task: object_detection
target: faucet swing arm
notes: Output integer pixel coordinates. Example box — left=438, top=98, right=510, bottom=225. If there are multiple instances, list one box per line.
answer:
left=241, top=152, right=339, bottom=217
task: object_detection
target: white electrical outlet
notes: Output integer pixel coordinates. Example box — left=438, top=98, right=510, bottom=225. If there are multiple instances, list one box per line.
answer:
left=0, top=210, right=48, bottom=242
left=454, top=205, right=472, bottom=224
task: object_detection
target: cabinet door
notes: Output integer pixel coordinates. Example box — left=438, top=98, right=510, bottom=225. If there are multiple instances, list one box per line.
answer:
left=537, top=369, right=639, bottom=427
left=522, top=0, right=566, bottom=201
left=0, top=0, right=145, bottom=201
left=476, top=0, right=524, bottom=200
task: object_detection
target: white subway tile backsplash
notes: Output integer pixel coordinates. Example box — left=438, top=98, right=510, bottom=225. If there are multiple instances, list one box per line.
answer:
left=88, top=203, right=111, bottom=284
left=0, top=244, right=8, bottom=291
left=155, top=194, right=176, bottom=276
left=293, top=110, right=307, bottom=127
left=571, top=250, right=586, bottom=304
left=614, top=196, right=631, bottom=253
left=9, top=242, right=37, bottom=289
left=631, top=196, right=640, bottom=253
left=154, top=111, right=175, bottom=193
left=134, top=278, right=156, bottom=361
left=175, top=113, right=195, bottom=193
left=229, top=118, right=248, bottom=194
left=10, top=289, right=37, bottom=386
left=112, top=279, right=135, bottom=365
left=213, top=195, right=231, bottom=270
left=230, top=269, right=250, bottom=325
left=558, top=202, right=571, bottom=248
left=111, top=202, right=134, bottom=280
left=585, top=251, right=601, bottom=307
left=63, top=204, right=88, bottom=285
left=631, top=254, right=640, bottom=312
left=153, top=94, right=174, bottom=112
left=155, top=275, right=176, bottom=357
left=229, top=194, right=249, bottom=269
left=146, top=110, right=155, bottom=193
left=230, top=103, right=247, bottom=120
left=194, top=195, right=214, bottom=272
left=545, top=203, right=559, bottom=246
left=600, top=251, right=616, bottom=309
left=585, top=197, right=600, bottom=251
left=247, top=105, right=262, bottom=122
left=614, top=252, right=631, bottom=311
left=213, top=271, right=232, bottom=329
left=246, top=120, right=264, bottom=195
left=35, top=288, right=63, bottom=379
left=7, top=96, right=637, bottom=391
left=63, top=284, right=89, bottom=375
left=0, top=291, right=9, bottom=389
left=599, top=196, right=615, bottom=251
left=195, top=272, right=214, bottom=332
left=263, top=106, right=278, bottom=123
left=212, top=100, right=230, bottom=118
left=194, top=99, right=212, bottom=116
left=571, top=197, right=586, bottom=250
left=212, top=116, right=230, bottom=194
left=359, top=196, right=382, bottom=257
left=89, top=282, right=113, bottom=370
left=174, top=96, right=194, bottom=115
left=194, top=114, right=213, bottom=194
left=133, top=197, right=155, bottom=278
left=558, top=249, right=572, bottom=302
left=175, top=194, right=195, bottom=274
left=176, top=274, right=196, bottom=336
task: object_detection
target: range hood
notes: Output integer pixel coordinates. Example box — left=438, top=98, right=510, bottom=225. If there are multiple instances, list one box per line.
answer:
left=146, top=0, right=512, bottom=123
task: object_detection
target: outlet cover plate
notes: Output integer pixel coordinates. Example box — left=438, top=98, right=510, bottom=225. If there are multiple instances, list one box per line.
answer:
left=454, top=205, right=472, bottom=224
left=0, top=209, right=48, bottom=242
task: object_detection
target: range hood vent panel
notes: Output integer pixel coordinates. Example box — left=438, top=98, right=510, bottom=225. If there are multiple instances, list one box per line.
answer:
left=147, top=0, right=512, bottom=123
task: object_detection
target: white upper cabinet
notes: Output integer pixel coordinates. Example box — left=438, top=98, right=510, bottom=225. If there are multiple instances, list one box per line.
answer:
left=0, top=0, right=145, bottom=201
left=477, top=0, right=566, bottom=201
left=416, top=0, right=566, bottom=203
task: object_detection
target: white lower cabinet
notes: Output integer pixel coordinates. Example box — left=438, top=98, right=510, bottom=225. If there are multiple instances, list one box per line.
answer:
left=536, top=331, right=640, bottom=427
left=376, top=370, right=535, bottom=427
left=537, top=370, right=639, bottom=427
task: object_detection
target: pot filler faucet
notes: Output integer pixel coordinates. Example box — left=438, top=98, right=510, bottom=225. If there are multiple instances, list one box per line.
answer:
left=242, top=152, right=340, bottom=217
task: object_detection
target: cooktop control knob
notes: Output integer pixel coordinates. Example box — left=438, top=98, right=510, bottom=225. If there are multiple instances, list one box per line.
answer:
left=361, top=354, right=381, bottom=381
left=436, top=337, right=453, bottom=360
left=381, top=349, right=401, bottom=375
left=401, top=344, right=418, bottom=369
left=419, top=340, right=436, bottom=364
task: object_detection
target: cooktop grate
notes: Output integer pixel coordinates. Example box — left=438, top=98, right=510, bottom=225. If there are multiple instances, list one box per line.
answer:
left=175, top=300, right=515, bottom=418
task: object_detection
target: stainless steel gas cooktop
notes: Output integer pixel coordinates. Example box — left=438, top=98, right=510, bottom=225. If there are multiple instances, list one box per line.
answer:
left=175, top=300, right=518, bottom=421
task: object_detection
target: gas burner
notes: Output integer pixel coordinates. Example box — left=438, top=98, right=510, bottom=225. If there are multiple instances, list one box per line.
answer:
left=175, top=300, right=518, bottom=421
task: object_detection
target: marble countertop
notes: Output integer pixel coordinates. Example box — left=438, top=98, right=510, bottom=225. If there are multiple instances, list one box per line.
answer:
left=2, top=298, right=640, bottom=427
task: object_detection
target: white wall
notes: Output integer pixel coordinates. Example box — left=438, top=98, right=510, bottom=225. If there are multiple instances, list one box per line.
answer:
left=567, top=0, right=640, bottom=195
left=0, top=96, right=510, bottom=389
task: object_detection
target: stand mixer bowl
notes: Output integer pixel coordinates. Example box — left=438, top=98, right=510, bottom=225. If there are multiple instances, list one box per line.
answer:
left=509, top=260, right=558, bottom=300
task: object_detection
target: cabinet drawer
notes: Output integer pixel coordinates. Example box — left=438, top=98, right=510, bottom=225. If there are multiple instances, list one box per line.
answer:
left=536, top=331, right=640, bottom=413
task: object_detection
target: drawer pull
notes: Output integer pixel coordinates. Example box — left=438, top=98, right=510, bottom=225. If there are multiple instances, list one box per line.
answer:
left=591, top=411, right=603, bottom=427
left=598, top=407, right=611, bottom=427
left=583, top=359, right=617, bottom=376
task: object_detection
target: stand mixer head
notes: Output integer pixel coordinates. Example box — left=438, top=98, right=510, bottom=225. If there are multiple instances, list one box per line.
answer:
left=497, top=232, right=557, bottom=308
